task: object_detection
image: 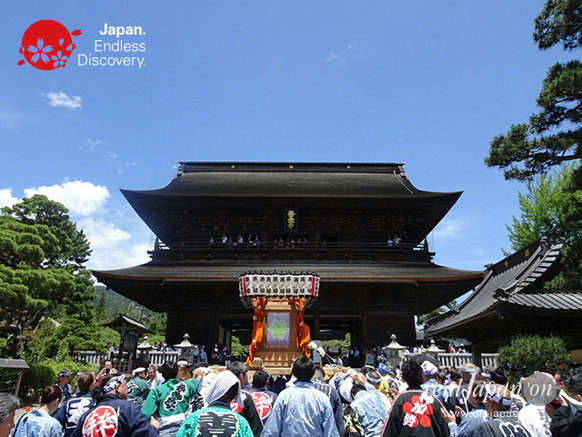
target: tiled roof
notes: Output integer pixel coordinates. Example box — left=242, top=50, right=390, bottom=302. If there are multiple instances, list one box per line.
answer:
left=104, top=314, right=150, bottom=333
left=425, top=238, right=582, bottom=336
left=506, top=293, right=582, bottom=310
left=93, top=262, right=483, bottom=283
left=121, top=162, right=462, bottom=199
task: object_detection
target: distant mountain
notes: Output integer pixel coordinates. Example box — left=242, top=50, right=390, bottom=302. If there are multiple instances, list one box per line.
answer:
left=94, top=285, right=161, bottom=319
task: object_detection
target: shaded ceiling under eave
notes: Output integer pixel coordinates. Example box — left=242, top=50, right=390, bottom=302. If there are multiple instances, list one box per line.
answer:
left=92, top=262, right=483, bottom=314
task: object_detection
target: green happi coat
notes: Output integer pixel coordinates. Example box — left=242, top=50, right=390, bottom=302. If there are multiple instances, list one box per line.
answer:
left=176, top=401, right=253, bottom=437
left=127, top=376, right=150, bottom=407
left=142, top=378, right=199, bottom=418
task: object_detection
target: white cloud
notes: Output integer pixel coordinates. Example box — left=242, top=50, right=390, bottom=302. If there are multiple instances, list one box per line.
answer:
left=78, top=217, right=131, bottom=249
left=0, top=188, right=19, bottom=208
left=24, top=180, right=110, bottom=215
left=433, top=217, right=468, bottom=240
left=82, top=139, right=139, bottom=174
left=41, top=91, right=82, bottom=110
left=84, top=139, right=109, bottom=151
left=7, top=178, right=150, bottom=274
left=325, top=44, right=356, bottom=66
left=88, top=242, right=152, bottom=271
left=0, top=108, right=27, bottom=132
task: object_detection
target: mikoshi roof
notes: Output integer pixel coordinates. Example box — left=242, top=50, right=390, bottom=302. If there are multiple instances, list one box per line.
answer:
left=425, top=235, right=582, bottom=337
left=121, top=162, right=463, bottom=200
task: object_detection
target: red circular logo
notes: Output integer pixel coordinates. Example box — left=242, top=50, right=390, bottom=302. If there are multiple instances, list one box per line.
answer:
left=82, top=405, right=119, bottom=437
left=18, top=20, right=81, bottom=70
left=250, top=392, right=273, bottom=420
left=402, top=394, right=434, bottom=428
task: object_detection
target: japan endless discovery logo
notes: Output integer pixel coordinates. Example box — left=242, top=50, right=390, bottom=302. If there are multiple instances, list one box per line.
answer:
left=18, top=20, right=147, bottom=70
left=18, top=20, right=81, bottom=70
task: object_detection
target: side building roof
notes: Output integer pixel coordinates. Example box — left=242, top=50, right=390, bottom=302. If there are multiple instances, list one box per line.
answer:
left=425, top=235, right=582, bottom=337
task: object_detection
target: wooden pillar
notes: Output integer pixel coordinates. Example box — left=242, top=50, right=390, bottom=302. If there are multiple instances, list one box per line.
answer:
left=15, top=368, right=24, bottom=396
left=165, top=311, right=174, bottom=344
left=361, top=309, right=368, bottom=347
left=313, top=310, right=320, bottom=340
left=472, top=344, right=483, bottom=369
left=213, top=311, right=220, bottom=345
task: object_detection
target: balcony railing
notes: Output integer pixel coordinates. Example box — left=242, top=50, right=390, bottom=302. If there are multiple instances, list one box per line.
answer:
left=152, top=241, right=428, bottom=252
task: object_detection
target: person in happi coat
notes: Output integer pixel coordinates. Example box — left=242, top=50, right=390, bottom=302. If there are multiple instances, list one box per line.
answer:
left=471, top=383, right=531, bottom=437
left=54, top=372, right=95, bottom=437
left=176, top=370, right=253, bottom=437
left=127, top=367, right=151, bottom=408
left=262, top=355, right=339, bottom=437
left=142, top=361, right=200, bottom=437
left=381, top=359, right=449, bottom=437
left=74, top=373, right=158, bottom=437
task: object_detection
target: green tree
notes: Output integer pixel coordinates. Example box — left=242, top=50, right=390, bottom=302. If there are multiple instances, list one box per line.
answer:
left=485, top=0, right=582, bottom=185
left=505, top=165, right=582, bottom=287
left=3, top=195, right=91, bottom=267
left=321, top=333, right=351, bottom=354
left=497, top=335, right=570, bottom=384
left=95, top=292, right=108, bottom=323
left=146, top=313, right=167, bottom=337
left=0, top=197, right=99, bottom=358
left=230, top=335, right=246, bottom=357
left=416, top=300, right=458, bottom=328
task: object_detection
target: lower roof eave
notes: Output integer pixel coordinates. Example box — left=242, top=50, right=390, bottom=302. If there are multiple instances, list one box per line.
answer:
left=425, top=303, right=500, bottom=337
left=91, top=265, right=483, bottom=284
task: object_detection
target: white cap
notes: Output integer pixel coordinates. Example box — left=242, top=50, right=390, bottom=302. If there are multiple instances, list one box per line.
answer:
left=421, top=361, right=438, bottom=376
left=132, top=367, right=146, bottom=376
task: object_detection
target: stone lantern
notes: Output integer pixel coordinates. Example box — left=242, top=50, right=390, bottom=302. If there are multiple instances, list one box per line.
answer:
left=383, top=334, right=407, bottom=365
left=426, top=339, right=445, bottom=357
left=175, top=333, right=196, bottom=363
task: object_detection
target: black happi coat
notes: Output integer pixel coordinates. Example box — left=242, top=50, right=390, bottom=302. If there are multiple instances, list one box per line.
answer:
left=382, top=389, right=449, bottom=437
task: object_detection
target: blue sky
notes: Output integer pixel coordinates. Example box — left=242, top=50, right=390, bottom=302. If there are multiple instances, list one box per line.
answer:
left=0, top=1, right=571, bottom=280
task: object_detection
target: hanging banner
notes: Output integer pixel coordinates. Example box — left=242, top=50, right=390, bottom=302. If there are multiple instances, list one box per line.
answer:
left=266, top=312, right=290, bottom=347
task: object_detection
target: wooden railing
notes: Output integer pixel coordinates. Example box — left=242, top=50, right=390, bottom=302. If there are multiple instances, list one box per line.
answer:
left=73, top=350, right=180, bottom=367
left=154, top=241, right=427, bottom=252
left=434, top=353, right=498, bottom=369
left=73, top=349, right=497, bottom=370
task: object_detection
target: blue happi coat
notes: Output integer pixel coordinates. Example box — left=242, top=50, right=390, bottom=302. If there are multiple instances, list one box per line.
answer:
left=261, top=380, right=339, bottom=437
left=73, top=394, right=158, bottom=437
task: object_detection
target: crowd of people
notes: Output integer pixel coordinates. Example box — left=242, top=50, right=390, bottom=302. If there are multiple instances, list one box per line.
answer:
left=0, top=355, right=580, bottom=437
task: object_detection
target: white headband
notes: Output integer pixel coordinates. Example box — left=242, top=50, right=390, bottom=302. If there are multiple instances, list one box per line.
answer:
left=485, top=384, right=512, bottom=406
left=367, top=374, right=382, bottom=384
left=103, top=374, right=125, bottom=393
